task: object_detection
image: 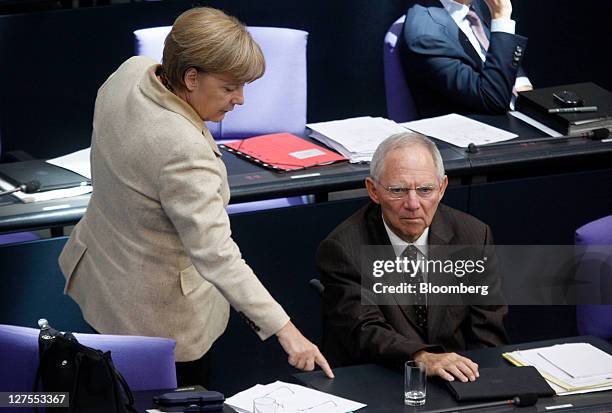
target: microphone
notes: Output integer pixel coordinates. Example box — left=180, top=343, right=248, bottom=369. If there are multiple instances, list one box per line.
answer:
left=425, top=393, right=538, bottom=413
left=0, top=180, right=41, bottom=197
left=466, top=127, right=611, bottom=154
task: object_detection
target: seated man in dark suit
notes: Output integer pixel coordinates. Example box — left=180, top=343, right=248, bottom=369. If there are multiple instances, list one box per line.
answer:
left=316, top=133, right=507, bottom=382
left=400, top=0, right=532, bottom=117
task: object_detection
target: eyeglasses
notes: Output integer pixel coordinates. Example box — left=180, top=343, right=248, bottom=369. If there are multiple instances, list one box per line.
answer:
left=377, top=182, right=439, bottom=199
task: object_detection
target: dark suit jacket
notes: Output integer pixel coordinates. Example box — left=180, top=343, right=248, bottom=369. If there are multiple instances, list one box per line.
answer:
left=316, top=202, right=508, bottom=368
left=400, top=0, right=528, bottom=117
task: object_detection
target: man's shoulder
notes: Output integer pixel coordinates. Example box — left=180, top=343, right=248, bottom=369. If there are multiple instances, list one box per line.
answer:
left=435, top=204, right=491, bottom=242
left=403, top=2, right=452, bottom=50
left=438, top=204, right=487, bottom=226
left=324, top=202, right=380, bottom=244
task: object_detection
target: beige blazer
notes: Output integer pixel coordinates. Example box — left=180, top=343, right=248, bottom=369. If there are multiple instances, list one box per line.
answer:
left=59, top=56, right=289, bottom=362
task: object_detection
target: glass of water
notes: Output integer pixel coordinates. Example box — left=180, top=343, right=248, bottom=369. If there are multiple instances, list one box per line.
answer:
left=404, top=360, right=426, bottom=406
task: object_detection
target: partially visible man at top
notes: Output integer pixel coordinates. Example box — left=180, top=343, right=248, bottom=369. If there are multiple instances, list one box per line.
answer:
left=400, top=0, right=532, bottom=117
left=316, top=133, right=507, bottom=382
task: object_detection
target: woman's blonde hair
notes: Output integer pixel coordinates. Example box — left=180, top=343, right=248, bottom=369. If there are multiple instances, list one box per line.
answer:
left=162, top=7, right=265, bottom=90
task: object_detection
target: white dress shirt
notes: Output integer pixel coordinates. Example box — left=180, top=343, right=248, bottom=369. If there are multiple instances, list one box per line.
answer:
left=382, top=217, right=430, bottom=303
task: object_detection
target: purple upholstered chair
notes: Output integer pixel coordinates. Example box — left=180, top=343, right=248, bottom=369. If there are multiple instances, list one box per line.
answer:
left=383, top=15, right=418, bottom=123
left=0, top=231, right=39, bottom=245
left=134, top=25, right=310, bottom=214
left=0, top=324, right=177, bottom=393
left=575, top=215, right=612, bottom=341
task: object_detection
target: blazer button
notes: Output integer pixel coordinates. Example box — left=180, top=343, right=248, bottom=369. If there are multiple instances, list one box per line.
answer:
left=516, top=46, right=523, bottom=53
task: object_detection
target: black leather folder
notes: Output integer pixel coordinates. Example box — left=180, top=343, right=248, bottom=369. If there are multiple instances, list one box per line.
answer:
left=0, top=160, right=90, bottom=192
left=446, top=366, right=555, bottom=401
left=516, top=82, right=612, bottom=135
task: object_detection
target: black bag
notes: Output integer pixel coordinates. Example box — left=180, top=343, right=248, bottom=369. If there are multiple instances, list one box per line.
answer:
left=33, top=319, right=137, bottom=413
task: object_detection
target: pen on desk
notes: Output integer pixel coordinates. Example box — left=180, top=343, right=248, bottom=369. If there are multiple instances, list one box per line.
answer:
left=548, top=106, right=598, bottom=114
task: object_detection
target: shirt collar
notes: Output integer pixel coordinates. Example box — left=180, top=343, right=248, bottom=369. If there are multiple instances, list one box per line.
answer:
left=138, top=62, right=220, bottom=156
left=439, top=0, right=471, bottom=25
left=382, top=215, right=429, bottom=258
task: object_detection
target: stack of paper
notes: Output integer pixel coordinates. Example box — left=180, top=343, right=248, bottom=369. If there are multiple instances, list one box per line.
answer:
left=225, top=380, right=366, bottom=413
left=401, top=113, right=518, bottom=147
left=307, top=116, right=408, bottom=163
left=503, top=343, right=612, bottom=395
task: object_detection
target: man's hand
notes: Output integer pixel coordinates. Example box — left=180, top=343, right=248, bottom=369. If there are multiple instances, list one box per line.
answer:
left=413, top=350, right=479, bottom=382
left=276, top=321, right=335, bottom=378
left=483, top=0, right=513, bottom=20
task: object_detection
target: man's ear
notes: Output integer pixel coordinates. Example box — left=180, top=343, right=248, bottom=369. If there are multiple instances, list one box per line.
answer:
left=365, top=177, right=380, bottom=204
left=438, top=175, right=448, bottom=201
left=183, top=67, right=199, bottom=92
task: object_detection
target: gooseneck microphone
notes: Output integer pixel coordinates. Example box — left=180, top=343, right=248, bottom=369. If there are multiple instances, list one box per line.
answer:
left=466, top=127, right=611, bottom=154
left=0, top=180, right=41, bottom=197
left=425, top=393, right=538, bottom=413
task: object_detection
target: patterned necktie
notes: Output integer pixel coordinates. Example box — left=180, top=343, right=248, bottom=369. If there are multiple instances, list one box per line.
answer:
left=466, top=9, right=490, bottom=52
left=402, top=245, right=428, bottom=330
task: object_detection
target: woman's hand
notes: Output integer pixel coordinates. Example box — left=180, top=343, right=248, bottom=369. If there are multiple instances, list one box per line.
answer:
left=276, top=321, right=335, bottom=378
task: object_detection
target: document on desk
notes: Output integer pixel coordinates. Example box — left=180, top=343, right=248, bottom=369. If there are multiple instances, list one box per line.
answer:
left=46, top=147, right=92, bottom=179
left=401, top=113, right=518, bottom=147
left=225, top=380, right=366, bottom=413
left=503, top=342, right=612, bottom=395
left=307, top=116, right=407, bottom=163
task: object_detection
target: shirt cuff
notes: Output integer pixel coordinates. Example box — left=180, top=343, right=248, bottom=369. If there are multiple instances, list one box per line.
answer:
left=515, top=76, right=532, bottom=89
left=491, top=18, right=516, bottom=34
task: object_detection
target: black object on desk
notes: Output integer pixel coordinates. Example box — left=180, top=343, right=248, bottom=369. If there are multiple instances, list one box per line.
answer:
left=153, top=390, right=224, bottom=412
left=0, top=159, right=90, bottom=191
left=516, top=82, right=612, bottom=134
left=446, top=366, right=554, bottom=401
left=133, top=388, right=234, bottom=413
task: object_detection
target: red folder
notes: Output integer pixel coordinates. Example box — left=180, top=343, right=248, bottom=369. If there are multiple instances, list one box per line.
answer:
left=220, top=133, right=347, bottom=172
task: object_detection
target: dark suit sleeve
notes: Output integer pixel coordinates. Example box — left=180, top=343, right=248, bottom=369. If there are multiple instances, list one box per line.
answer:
left=404, top=29, right=528, bottom=114
left=466, top=224, right=508, bottom=348
left=317, top=238, right=440, bottom=367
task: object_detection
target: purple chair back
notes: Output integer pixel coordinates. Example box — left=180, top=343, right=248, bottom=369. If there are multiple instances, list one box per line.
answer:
left=383, top=15, right=418, bottom=123
left=0, top=324, right=177, bottom=392
left=134, top=25, right=310, bottom=213
left=575, top=215, right=612, bottom=340
left=134, top=26, right=308, bottom=139
left=0, top=231, right=39, bottom=245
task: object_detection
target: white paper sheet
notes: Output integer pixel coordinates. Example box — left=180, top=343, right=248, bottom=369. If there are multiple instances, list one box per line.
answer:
left=537, top=343, right=612, bottom=379
left=401, top=113, right=518, bottom=147
left=307, top=116, right=407, bottom=163
left=507, top=343, right=612, bottom=392
left=226, top=380, right=367, bottom=413
left=46, top=148, right=92, bottom=179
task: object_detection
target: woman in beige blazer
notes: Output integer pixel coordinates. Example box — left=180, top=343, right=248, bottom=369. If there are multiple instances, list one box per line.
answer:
left=58, top=7, right=333, bottom=386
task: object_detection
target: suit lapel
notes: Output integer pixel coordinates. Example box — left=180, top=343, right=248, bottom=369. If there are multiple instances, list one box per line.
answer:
left=365, top=205, right=419, bottom=325
left=426, top=206, right=456, bottom=336
left=426, top=0, right=483, bottom=68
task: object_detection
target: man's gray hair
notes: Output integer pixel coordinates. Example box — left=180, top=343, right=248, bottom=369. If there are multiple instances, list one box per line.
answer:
left=370, top=132, right=445, bottom=181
